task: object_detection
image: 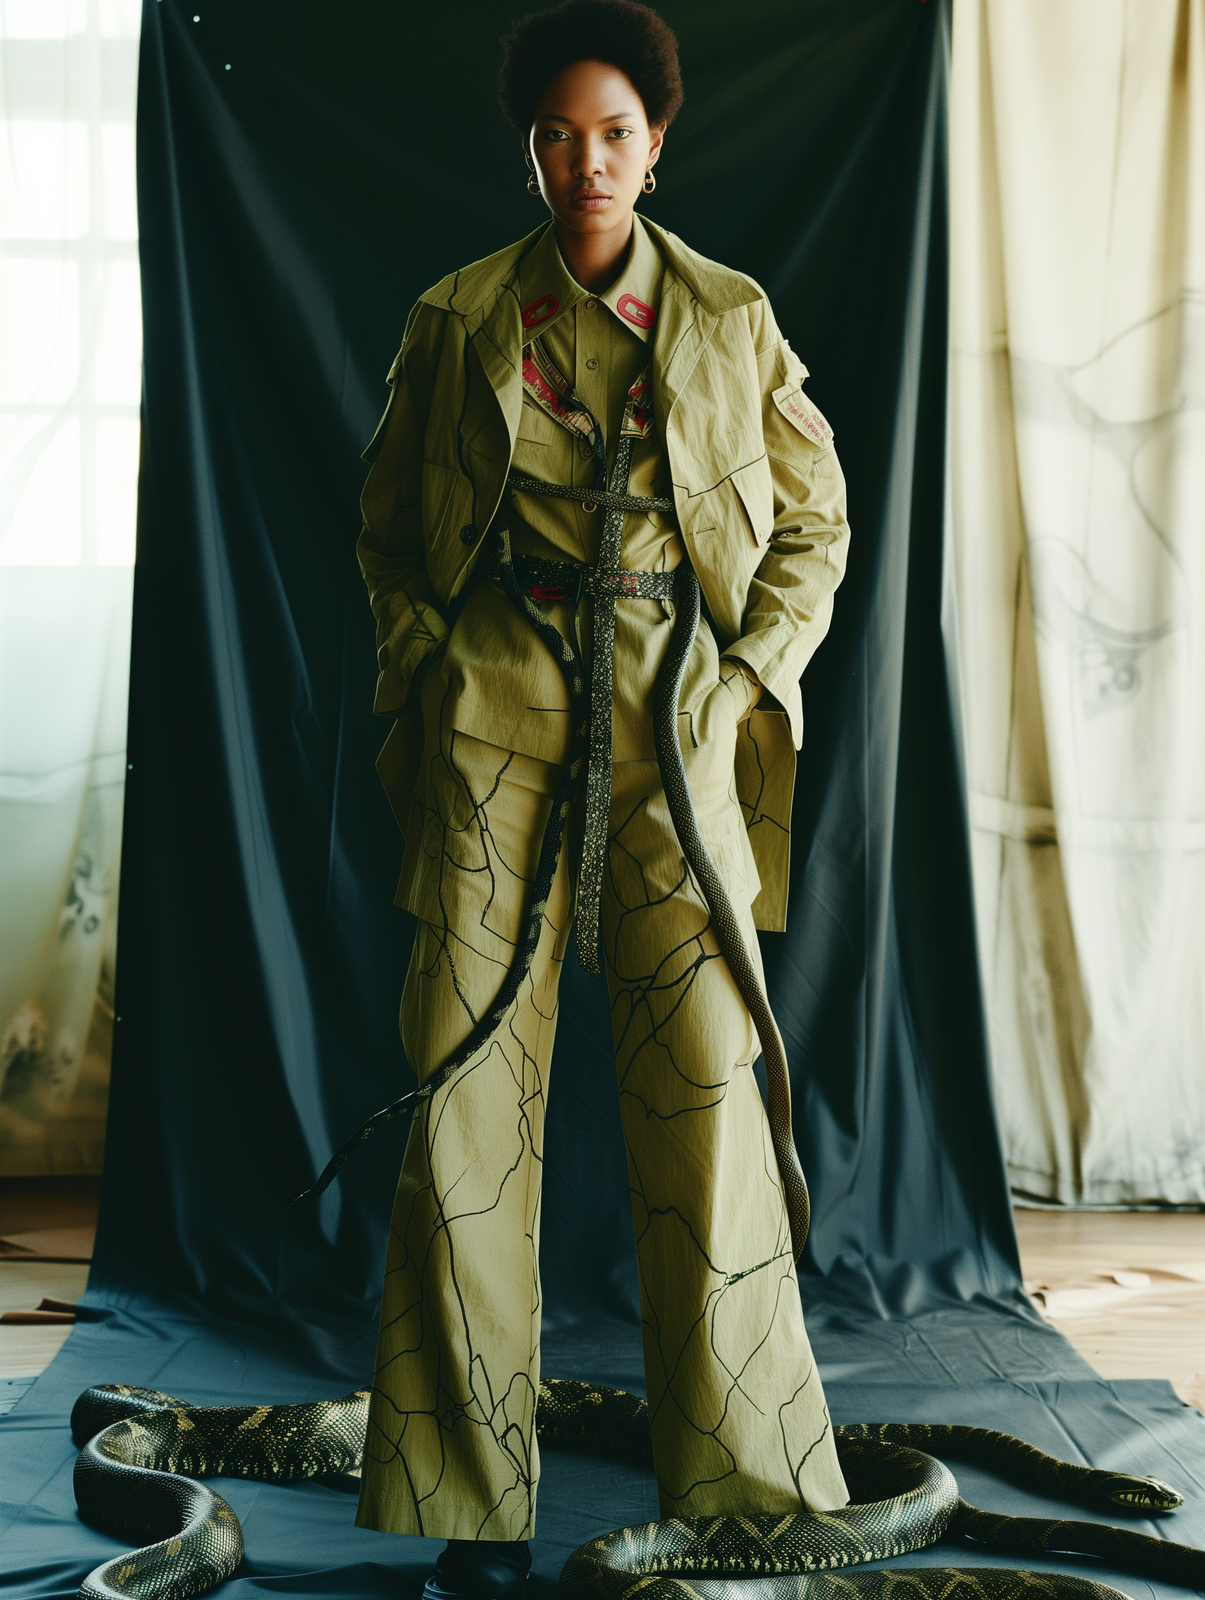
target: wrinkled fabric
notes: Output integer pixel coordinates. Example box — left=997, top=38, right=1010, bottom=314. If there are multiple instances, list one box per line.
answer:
left=949, top=0, right=1205, bottom=1205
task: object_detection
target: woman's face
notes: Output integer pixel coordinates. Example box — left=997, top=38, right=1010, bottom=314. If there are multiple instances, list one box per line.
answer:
left=528, top=59, right=664, bottom=239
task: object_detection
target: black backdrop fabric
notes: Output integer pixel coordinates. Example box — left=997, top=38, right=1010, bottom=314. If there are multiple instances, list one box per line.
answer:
left=105, top=0, right=1016, bottom=1334
left=6, top=2, right=1205, bottom=1597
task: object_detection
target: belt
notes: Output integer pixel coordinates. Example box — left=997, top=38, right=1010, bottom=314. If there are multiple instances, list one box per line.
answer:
left=497, top=457, right=676, bottom=972
left=506, top=469, right=675, bottom=518
left=484, top=548, right=679, bottom=604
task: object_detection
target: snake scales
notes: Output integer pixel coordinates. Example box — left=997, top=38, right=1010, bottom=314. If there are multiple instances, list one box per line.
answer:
left=71, top=1376, right=1204, bottom=1600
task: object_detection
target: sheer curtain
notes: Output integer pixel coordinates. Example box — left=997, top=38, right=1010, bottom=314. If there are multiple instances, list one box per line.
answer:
left=949, top=0, right=1205, bottom=1203
left=0, top=0, right=140, bottom=1172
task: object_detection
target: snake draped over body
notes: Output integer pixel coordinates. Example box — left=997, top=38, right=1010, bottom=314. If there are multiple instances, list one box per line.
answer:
left=295, top=467, right=811, bottom=1260
left=70, top=1378, right=1205, bottom=1600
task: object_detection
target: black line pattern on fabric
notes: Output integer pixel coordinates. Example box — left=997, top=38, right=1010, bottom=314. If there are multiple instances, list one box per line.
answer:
left=456, top=338, right=479, bottom=536
left=360, top=688, right=840, bottom=1532
left=683, top=450, right=772, bottom=500
left=737, top=717, right=769, bottom=825
left=365, top=946, right=551, bottom=1535
left=736, top=714, right=792, bottom=854
left=599, top=784, right=830, bottom=1514
left=359, top=670, right=567, bottom=1537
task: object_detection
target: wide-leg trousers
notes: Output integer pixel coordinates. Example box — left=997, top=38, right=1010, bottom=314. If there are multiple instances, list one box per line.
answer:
left=356, top=675, right=848, bottom=1541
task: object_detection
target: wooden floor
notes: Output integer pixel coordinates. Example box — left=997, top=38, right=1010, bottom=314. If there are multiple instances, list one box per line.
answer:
left=1, top=1182, right=1202, bottom=1414
left=0, top=1179, right=97, bottom=1395
left=1014, top=1206, right=1205, bottom=1413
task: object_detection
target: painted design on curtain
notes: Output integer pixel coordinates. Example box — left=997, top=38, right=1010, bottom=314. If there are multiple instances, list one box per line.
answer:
left=949, top=0, right=1205, bottom=1205
left=1014, top=297, right=1198, bottom=716
left=0, top=2, right=141, bottom=1176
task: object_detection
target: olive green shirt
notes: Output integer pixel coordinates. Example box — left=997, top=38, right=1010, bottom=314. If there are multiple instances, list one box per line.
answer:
left=435, top=216, right=742, bottom=765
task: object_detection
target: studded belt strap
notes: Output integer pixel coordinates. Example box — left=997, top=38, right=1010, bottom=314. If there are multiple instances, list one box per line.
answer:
left=501, top=458, right=674, bottom=973
left=484, top=548, right=679, bottom=604
left=506, top=469, right=676, bottom=518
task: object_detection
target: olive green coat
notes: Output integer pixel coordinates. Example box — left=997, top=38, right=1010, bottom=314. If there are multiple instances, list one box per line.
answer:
left=359, top=217, right=850, bottom=930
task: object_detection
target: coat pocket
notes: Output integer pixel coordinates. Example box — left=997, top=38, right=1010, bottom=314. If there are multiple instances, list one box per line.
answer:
left=729, top=455, right=775, bottom=547
left=514, top=396, right=561, bottom=450
left=423, top=458, right=484, bottom=563
left=421, top=459, right=460, bottom=537
left=682, top=455, right=775, bottom=551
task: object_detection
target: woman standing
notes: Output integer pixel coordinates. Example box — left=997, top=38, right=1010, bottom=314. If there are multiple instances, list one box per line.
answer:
left=354, top=3, right=851, bottom=1594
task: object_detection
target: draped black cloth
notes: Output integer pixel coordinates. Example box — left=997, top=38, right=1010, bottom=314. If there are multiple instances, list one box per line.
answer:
left=109, top=0, right=1016, bottom=1332
left=4, top=2, right=1204, bottom=1595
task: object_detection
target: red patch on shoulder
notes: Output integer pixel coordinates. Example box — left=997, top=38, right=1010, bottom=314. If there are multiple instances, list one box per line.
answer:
left=616, top=294, right=656, bottom=330
left=521, top=294, right=560, bottom=328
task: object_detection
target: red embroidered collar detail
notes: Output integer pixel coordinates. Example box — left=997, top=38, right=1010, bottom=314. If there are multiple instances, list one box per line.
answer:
left=521, top=294, right=560, bottom=329
left=620, top=365, right=654, bottom=440
left=616, top=293, right=656, bottom=330
left=521, top=338, right=596, bottom=438
left=520, top=340, right=655, bottom=447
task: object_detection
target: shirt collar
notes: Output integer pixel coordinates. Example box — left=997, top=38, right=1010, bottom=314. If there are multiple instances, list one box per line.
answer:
left=517, top=224, right=585, bottom=338
left=596, top=214, right=663, bottom=344
left=516, top=215, right=665, bottom=344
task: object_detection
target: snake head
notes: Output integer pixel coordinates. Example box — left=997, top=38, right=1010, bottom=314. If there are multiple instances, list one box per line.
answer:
left=1103, top=1473, right=1183, bottom=1512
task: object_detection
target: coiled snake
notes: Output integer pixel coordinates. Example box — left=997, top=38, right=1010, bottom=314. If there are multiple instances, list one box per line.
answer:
left=71, top=1376, right=1204, bottom=1600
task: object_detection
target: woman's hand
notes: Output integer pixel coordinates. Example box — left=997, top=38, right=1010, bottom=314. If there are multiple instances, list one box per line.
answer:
left=412, top=638, right=449, bottom=703
left=719, top=656, right=763, bottom=722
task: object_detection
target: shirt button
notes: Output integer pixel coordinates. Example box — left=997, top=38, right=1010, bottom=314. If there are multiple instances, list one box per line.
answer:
left=584, top=298, right=598, bottom=311
left=578, top=441, right=593, bottom=460
left=586, top=357, right=599, bottom=370
left=459, top=524, right=477, bottom=544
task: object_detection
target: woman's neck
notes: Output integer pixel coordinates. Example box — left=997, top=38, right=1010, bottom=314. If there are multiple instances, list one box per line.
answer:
left=554, top=214, right=634, bottom=293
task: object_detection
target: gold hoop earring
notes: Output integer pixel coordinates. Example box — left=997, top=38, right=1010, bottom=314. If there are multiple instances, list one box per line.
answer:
left=527, top=171, right=540, bottom=194
left=642, top=169, right=656, bottom=194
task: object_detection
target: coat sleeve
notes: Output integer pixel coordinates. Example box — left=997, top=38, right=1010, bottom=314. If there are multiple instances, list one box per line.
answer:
left=356, top=301, right=451, bottom=718
left=720, top=298, right=850, bottom=742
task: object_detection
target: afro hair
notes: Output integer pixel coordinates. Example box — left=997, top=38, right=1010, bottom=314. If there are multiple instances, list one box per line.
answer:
left=499, top=0, right=683, bottom=138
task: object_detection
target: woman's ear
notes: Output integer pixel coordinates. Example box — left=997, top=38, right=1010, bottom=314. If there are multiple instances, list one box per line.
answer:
left=647, top=122, right=667, bottom=170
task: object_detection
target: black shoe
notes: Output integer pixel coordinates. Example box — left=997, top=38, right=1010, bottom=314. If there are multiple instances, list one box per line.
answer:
left=422, top=1538, right=531, bottom=1600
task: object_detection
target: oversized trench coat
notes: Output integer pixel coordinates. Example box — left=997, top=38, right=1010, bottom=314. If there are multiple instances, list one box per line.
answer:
left=358, top=216, right=850, bottom=930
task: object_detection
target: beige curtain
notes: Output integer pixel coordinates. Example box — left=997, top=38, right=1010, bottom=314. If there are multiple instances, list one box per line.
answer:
left=0, top=0, right=141, bottom=1173
left=949, top=0, right=1205, bottom=1203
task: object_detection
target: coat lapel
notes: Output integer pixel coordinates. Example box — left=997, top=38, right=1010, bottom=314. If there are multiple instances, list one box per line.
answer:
left=652, top=275, right=718, bottom=430
left=448, top=218, right=759, bottom=461
left=467, top=284, right=525, bottom=457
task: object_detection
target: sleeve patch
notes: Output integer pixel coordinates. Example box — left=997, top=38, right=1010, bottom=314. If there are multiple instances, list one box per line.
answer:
left=772, top=382, right=833, bottom=447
